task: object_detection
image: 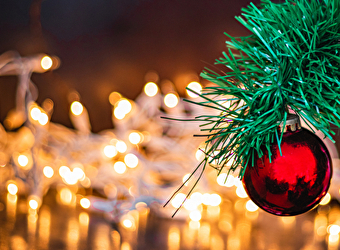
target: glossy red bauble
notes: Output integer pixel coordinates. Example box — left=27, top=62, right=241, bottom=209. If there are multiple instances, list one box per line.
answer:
left=243, top=127, right=332, bottom=216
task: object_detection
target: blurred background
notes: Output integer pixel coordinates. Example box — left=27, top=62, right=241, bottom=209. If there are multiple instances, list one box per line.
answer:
left=0, top=0, right=257, bottom=132
left=1, top=1, right=340, bottom=250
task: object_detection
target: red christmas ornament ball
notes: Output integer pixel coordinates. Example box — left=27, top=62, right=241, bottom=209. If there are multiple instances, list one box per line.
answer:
left=242, top=125, right=332, bottom=216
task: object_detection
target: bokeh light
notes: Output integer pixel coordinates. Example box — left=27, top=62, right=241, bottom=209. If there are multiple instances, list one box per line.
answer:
left=80, top=198, right=91, bottom=209
left=18, top=155, right=29, bottom=167
left=186, top=81, right=202, bottom=98
left=43, top=166, right=54, bottom=178
left=70, top=101, right=84, bottom=116
left=41, top=56, right=53, bottom=70
left=164, top=93, right=179, bottom=108
left=124, top=154, right=138, bottom=168
left=103, top=145, right=118, bottom=158
left=129, top=132, right=142, bottom=144
left=7, top=183, right=18, bottom=195
left=144, top=82, right=158, bottom=97
left=114, top=161, right=127, bottom=174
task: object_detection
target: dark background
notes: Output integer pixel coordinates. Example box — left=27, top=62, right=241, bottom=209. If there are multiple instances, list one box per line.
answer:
left=0, top=0, right=260, bottom=133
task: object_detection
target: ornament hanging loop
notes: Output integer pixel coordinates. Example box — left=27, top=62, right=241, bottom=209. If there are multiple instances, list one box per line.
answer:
left=278, top=114, right=301, bottom=133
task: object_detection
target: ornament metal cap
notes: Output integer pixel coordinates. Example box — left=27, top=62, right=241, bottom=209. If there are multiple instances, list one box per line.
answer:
left=278, top=114, right=301, bottom=133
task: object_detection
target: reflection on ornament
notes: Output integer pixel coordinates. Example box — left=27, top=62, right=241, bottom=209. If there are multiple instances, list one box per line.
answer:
left=243, top=115, right=332, bottom=216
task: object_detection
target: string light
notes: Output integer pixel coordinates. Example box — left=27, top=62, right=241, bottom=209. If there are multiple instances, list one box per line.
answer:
left=7, top=183, right=18, bottom=195
left=30, top=107, right=41, bottom=121
left=38, top=112, right=49, bottom=125
left=164, top=93, right=179, bottom=108
left=202, top=193, right=211, bottom=205
left=186, top=81, right=202, bottom=98
left=189, top=210, right=202, bottom=221
left=245, top=200, right=259, bottom=212
left=114, top=161, right=127, bottom=174
left=144, top=82, right=158, bottom=97
left=29, top=199, right=39, bottom=210
left=59, top=166, right=71, bottom=178
left=70, top=101, right=84, bottom=116
left=217, top=173, right=234, bottom=187
left=182, top=173, right=191, bottom=186
left=80, top=198, right=91, bottom=209
left=18, top=154, right=29, bottom=167
left=320, top=193, right=331, bottom=205
left=236, top=185, right=248, bottom=198
left=103, top=145, right=118, bottom=158
left=124, top=153, right=138, bottom=168
left=171, top=193, right=186, bottom=209
left=40, top=56, right=53, bottom=70
left=43, top=166, right=54, bottom=178
left=128, top=132, right=142, bottom=144
left=209, top=194, right=222, bottom=206
left=116, top=141, right=127, bottom=153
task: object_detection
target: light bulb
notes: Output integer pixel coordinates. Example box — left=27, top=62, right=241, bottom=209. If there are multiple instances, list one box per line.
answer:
left=103, top=145, right=118, bottom=158
left=7, top=183, right=18, bottom=195
left=114, top=161, right=127, bottom=174
left=124, top=153, right=138, bottom=168
left=43, top=166, right=54, bottom=178
left=70, top=101, right=83, bottom=116
left=80, top=198, right=91, bottom=209
left=41, top=56, right=53, bottom=70
left=144, top=82, right=158, bottom=97
left=18, top=155, right=29, bottom=167
left=186, top=81, right=202, bottom=98
left=164, top=93, right=179, bottom=108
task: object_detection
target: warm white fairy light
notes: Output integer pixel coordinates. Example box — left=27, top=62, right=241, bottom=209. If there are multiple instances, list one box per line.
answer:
left=209, top=194, right=222, bottom=206
left=116, top=141, right=127, bottom=153
left=129, top=132, right=142, bottom=144
left=59, top=188, right=74, bottom=205
left=18, top=154, right=29, bottom=167
left=122, top=219, right=133, bottom=228
left=7, top=183, right=18, bottom=195
left=29, top=199, right=39, bottom=210
left=30, top=107, right=41, bottom=121
left=73, top=167, right=85, bottom=181
left=114, top=99, right=132, bottom=119
left=124, top=153, right=138, bottom=168
left=114, top=161, right=127, bottom=174
left=103, top=145, right=118, bottom=158
left=320, top=193, right=331, bottom=205
left=245, top=200, right=259, bottom=212
left=70, top=101, right=84, bottom=116
left=186, top=81, right=202, bottom=98
left=144, top=82, right=158, bottom=97
left=195, top=149, right=205, bottom=161
left=59, top=166, right=71, bottom=178
left=63, top=172, right=78, bottom=185
left=80, top=198, right=91, bottom=209
left=202, top=193, right=211, bottom=205
left=190, top=192, right=203, bottom=205
left=328, top=225, right=340, bottom=235
left=43, top=166, right=54, bottom=178
left=236, top=185, right=248, bottom=198
left=114, top=107, right=126, bottom=120
left=171, top=193, right=186, bottom=209
left=164, top=93, right=179, bottom=108
left=41, top=56, right=53, bottom=70
left=189, top=210, right=202, bottom=221
left=183, top=198, right=198, bottom=211
left=182, top=173, right=191, bottom=186
left=217, top=173, right=234, bottom=187
left=38, top=112, right=49, bottom=125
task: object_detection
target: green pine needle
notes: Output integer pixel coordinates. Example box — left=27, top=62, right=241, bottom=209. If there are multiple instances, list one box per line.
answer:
left=190, top=0, right=340, bottom=180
